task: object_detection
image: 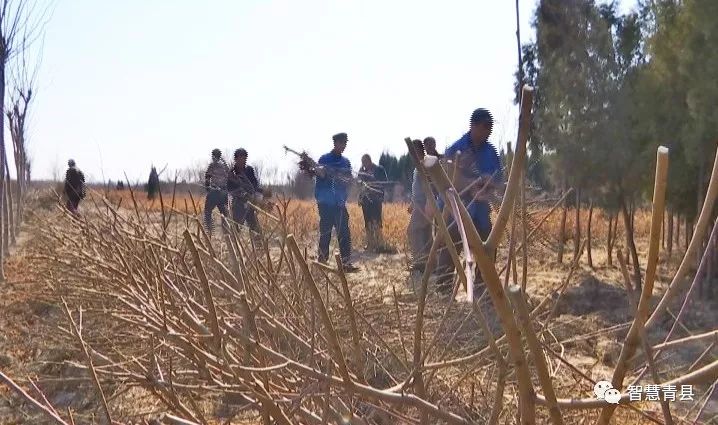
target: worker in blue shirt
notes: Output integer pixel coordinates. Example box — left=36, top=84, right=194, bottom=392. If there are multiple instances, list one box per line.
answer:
left=304, top=133, right=359, bottom=272
left=435, top=108, right=504, bottom=292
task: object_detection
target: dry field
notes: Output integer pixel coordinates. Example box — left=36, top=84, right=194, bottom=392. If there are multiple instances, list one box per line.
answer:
left=0, top=187, right=716, bottom=424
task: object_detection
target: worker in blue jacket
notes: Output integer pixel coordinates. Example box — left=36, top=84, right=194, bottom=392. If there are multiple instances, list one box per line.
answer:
left=435, top=108, right=504, bottom=292
left=304, top=132, right=359, bottom=272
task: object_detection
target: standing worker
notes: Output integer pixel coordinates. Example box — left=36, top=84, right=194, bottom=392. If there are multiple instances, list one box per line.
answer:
left=300, top=133, right=359, bottom=272
left=423, top=136, right=442, bottom=158
left=204, top=148, right=230, bottom=235
left=64, top=159, right=86, bottom=215
left=435, top=108, right=504, bottom=293
left=407, top=140, right=435, bottom=274
left=228, top=148, right=263, bottom=238
left=358, top=154, right=395, bottom=253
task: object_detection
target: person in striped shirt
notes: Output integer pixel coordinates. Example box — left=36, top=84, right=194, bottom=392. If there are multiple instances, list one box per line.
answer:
left=204, top=148, right=230, bottom=234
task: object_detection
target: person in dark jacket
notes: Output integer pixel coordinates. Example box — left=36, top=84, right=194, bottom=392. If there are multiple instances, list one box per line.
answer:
left=64, top=159, right=85, bottom=214
left=423, top=136, right=441, bottom=158
left=228, top=148, right=263, bottom=237
left=358, top=154, right=395, bottom=253
left=302, top=132, right=358, bottom=272
left=204, top=148, right=230, bottom=235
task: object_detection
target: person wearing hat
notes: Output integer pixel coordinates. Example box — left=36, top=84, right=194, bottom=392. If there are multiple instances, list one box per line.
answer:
left=434, top=108, right=504, bottom=293
left=64, top=159, right=86, bottom=214
left=306, top=132, right=358, bottom=272
left=227, top=148, right=263, bottom=238
left=204, top=148, right=230, bottom=234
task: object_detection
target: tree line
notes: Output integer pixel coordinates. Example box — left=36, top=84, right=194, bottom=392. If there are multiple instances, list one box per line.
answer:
left=516, top=0, right=717, bottom=292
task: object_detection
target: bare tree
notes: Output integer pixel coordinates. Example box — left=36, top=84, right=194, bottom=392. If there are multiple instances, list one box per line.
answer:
left=6, top=42, right=37, bottom=236
left=0, top=0, right=50, bottom=280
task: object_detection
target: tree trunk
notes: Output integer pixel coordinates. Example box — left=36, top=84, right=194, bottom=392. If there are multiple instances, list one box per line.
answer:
left=661, top=210, right=668, bottom=251
left=606, top=212, right=614, bottom=267
left=573, top=188, right=581, bottom=262
left=15, top=151, right=22, bottom=234
left=5, top=161, right=15, bottom=247
left=0, top=64, right=6, bottom=281
left=667, top=210, right=674, bottom=258
left=698, top=159, right=706, bottom=216
left=630, top=198, right=636, bottom=238
left=587, top=199, right=594, bottom=268
left=687, top=218, right=693, bottom=249
left=621, top=194, right=642, bottom=292
left=558, top=190, right=568, bottom=264
left=676, top=214, right=681, bottom=250
left=2, top=177, right=9, bottom=253
left=3, top=176, right=14, bottom=248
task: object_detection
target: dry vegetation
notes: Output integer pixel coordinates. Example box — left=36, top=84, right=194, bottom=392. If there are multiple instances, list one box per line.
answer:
left=0, top=182, right=714, bottom=424
left=1, top=92, right=717, bottom=424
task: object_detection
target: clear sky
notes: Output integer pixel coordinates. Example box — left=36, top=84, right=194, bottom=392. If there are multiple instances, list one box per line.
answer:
left=23, top=0, right=636, bottom=184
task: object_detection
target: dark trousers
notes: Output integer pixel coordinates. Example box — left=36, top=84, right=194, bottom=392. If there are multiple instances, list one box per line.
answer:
left=232, top=198, right=260, bottom=231
left=436, top=216, right=492, bottom=286
left=361, top=200, right=382, bottom=230
left=204, top=190, right=229, bottom=234
left=66, top=196, right=81, bottom=213
left=361, top=200, right=383, bottom=249
left=318, top=203, right=352, bottom=263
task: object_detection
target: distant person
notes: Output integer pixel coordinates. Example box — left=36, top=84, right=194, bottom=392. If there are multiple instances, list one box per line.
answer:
left=301, top=132, right=358, bottom=272
left=435, top=108, right=504, bottom=293
left=227, top=148, right=263, bottom=238
left=407, top=140, right=435, bottom=273
left=358, top=154, right=395, bottom=253
left=203, top=148, right=230, bottom=234
left=423, top=136, right=442, bottom=158
left=64, top=159, right=85, bottom=214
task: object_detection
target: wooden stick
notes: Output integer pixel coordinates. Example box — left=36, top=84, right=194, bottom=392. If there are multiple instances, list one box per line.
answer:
left=61, top=300, right=113, bottom=425
left=486, top=85, right=533, bottom=251
left=335, top=253, right=363, bottom=372
left=598, top=147, right=669, bottom=424
left=617, top=251, right=674, bottom=425
left=286, top=235, right=352, bottom=385
left=648, top=147, right=718, bottom=328
left=498, top=188, right=573, bottom=276
left=183, top=230, right=222, bottom=351
left=0, top=370, right=70, bottom=425
left=508, top=285, right=563, bottom=425
left=424, top=153, right=535, bottom=425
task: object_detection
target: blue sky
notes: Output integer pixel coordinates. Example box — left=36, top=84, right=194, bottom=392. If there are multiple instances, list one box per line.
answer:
left=24, top=0, right=636, bottom=183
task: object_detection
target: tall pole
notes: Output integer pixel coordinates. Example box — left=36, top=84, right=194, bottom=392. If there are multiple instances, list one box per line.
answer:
left=515, top=0, right=524, bottom=85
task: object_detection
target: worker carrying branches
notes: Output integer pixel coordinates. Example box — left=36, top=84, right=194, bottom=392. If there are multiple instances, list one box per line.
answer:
left=291, top=133, right=359, bottom=272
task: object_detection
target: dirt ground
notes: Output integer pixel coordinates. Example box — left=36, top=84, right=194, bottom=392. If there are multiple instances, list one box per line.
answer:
left=1, top=191, right=717, bottom=424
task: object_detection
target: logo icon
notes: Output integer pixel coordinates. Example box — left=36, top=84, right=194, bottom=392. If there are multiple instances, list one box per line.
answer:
left=594, top=381, right=621, bottom=404
left=594, top=381, right=613, bottom=400
left=604, top=388, right=621, bottom=404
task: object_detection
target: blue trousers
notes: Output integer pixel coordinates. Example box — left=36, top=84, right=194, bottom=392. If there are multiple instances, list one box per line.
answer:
left=436, top=212, right=492, bottom=286
left=317, top=203, right=352, bottom=263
